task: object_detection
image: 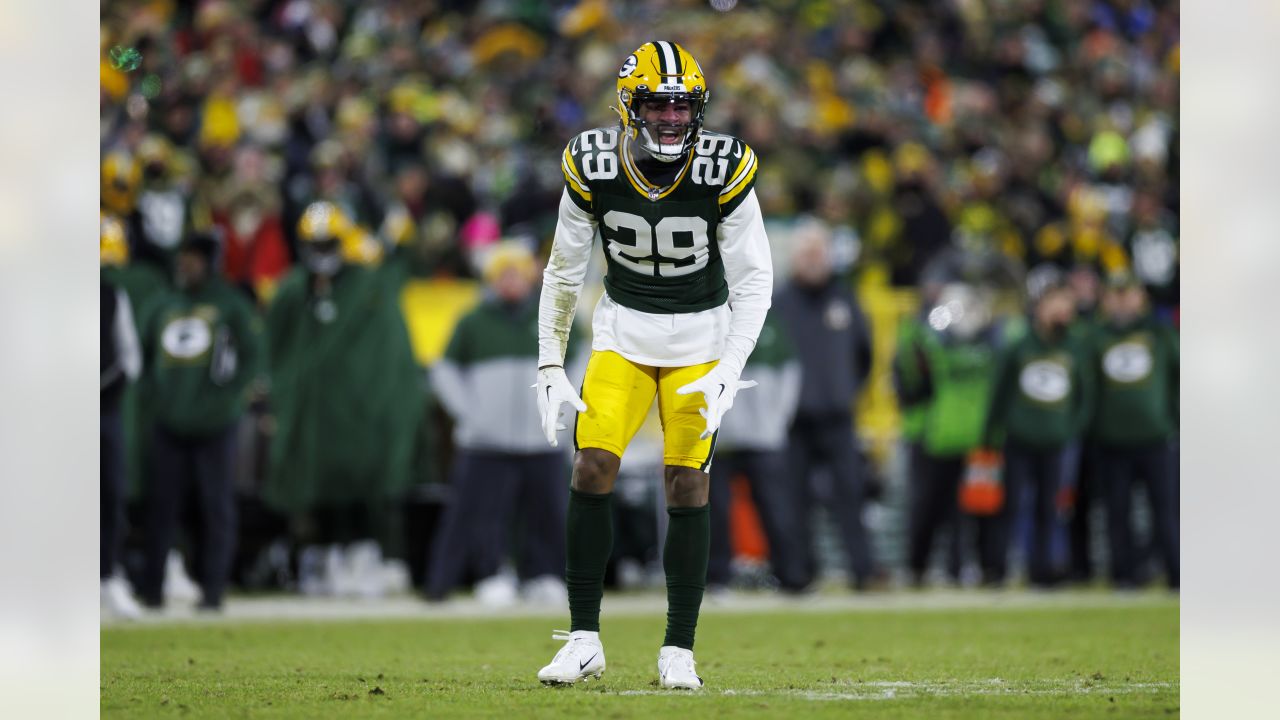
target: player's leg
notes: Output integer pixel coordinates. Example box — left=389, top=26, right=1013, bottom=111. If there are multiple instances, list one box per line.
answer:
left=652, top=362, right=721, bottom=689
left=539, top=351, right=656, bottom=684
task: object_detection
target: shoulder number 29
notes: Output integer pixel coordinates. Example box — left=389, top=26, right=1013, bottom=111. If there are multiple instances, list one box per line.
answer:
left=576, top=129, right=618, bottom=180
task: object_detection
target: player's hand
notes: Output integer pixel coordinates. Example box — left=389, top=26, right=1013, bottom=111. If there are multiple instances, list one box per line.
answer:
left=675, top=366, right=757, bottom=440
left=533, top=366, right=587, bottom=447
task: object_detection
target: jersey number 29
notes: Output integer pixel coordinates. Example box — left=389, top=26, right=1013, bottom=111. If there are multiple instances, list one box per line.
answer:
left=602, top=210, right=709, bottom=278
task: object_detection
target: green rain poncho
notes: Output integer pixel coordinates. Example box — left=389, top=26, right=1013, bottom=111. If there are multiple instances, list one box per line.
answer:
left=263, top=258, right=423, bottom=514
left=101, top=261, right=170, bottom=498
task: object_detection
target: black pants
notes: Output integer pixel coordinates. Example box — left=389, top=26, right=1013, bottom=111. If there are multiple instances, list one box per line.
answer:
left=425, top=450, right=566, bottom=599
left=1100, top=442, right=1179, bottom=588
left=907, top=449, right=1007, bottom=584
left=906, top=449, right=963, bottom=582
left=139, top=424, right=238, bottom=607
left=1004, top=443, right=1069, bottom=587
left=1068, top=443, right=1100, bottom=581
left=708, top=448, right=810, bottom=590
left=788, top=414, right=875, bottom=584
left=101, top=410, right=127, bottom=580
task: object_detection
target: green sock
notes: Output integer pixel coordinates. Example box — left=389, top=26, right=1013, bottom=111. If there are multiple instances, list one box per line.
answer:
left=566, top=488, right=613, bottom=633
left=662, top=504, right=710, bottom=650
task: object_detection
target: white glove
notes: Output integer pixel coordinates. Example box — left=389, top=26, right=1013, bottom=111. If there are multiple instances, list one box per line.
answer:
left=533, top=366, right=587, bottom=447
left=675, top=365, right=757, bottom=440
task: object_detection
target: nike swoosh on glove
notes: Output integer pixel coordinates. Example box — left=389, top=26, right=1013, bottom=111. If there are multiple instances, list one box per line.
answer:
left=533, top=366, right=587, bottom=447
left=675, top=366, right=757, bottom=440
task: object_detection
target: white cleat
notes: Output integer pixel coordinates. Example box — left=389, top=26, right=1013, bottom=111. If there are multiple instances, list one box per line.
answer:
left=101, top=576, right=142, bottom=620
left=537, top=630, right=606, bottom=685
left=657, top=646, right=704, bottom=690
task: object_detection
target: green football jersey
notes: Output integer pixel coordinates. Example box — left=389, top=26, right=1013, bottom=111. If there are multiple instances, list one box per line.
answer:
left=561, top=126, right=759, bottom=314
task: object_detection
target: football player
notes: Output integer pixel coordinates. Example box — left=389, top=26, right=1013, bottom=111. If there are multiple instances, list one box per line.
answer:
left=534, top=41, right=772, bottom=690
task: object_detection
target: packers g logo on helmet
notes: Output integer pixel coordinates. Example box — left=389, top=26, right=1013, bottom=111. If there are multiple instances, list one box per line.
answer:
left=615, top=41, right=709, bottom=162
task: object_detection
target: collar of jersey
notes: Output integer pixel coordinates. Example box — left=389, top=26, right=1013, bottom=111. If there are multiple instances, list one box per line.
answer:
left=621, top=137, right=694, bottom=202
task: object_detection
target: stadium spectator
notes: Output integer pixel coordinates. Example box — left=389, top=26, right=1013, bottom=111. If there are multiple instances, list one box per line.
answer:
left=1063, top=265, right=1104, bottom=583
left=981, top=266, right=1093, bottom=587
left=1124, top=191, right=1180, bottom=325
left=261, top=201, right=422, bottom=597
left=1091, top=272, right=1179, bottom=589
left=426, top=241, right=569, bottom=604
left=101, top=214, right=144, bottom=619
left=773, top=222, right=879, bottom=590
left=214, top=185, right=292, bottom=303
left=895, top=283, right=1003, bottom=587
left=137, top=231, right=264, bottom=611
left=707, top=311, right=807, bottom=592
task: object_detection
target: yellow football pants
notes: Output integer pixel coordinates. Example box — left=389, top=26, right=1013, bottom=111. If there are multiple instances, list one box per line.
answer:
left=575, top=350, right=718, bottom=471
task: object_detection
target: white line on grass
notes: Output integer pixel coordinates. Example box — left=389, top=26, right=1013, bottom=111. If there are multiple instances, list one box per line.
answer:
left=614, top=679, right=1178, bottom=701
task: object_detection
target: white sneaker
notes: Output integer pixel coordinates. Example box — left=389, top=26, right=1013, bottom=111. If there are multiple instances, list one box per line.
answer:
left=326, top=544, right=355, bottom=597
left=101, top=576, right=142, bottom=620
left=346, top=540, right=386, bottom=599
left=657, top=646, right=703, bottom=690
left=164, top=550, right=201, bottom=604
left=537, top=630, right=606, bottom=685
left=381, top=558, right=411, bottom=595
left=474, top=572, right=518, bottom=608
left=298, top=545, right=327, bottom=596
left=522, top=575, right=569, bottom=607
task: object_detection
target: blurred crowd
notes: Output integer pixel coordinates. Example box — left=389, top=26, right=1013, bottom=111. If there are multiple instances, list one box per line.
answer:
left=99, top=0, right=1179, bottom=616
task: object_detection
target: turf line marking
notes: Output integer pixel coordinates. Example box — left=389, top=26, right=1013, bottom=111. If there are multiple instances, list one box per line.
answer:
left=614, top=680, right=1178, bottom=701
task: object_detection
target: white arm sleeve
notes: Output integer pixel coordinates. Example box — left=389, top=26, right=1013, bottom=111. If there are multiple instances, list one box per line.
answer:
left=114, top=289, right=142, bottom=381
left=716, top=189, right=773, bottom=377
left=538, top=189, right=597, bottom=368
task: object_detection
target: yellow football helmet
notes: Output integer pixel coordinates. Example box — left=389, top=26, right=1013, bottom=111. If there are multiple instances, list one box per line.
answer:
left=297, top=201, right=348, bottom=275
left=615, top=41, right=709, bottom=161
left=100, top=211, right=129, bottom=267
left=298, top=201, right=383, bottom=269
left=298, top=201, right=350, bottom=243
left=101, top=151, right=141, bottom=214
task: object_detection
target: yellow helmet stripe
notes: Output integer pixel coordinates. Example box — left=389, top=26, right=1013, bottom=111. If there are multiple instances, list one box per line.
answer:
left=719, top=149, right=758, bottom=206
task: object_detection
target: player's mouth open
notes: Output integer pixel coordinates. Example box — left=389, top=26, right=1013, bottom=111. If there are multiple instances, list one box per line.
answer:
left=658, top=128, right=682, bottom=143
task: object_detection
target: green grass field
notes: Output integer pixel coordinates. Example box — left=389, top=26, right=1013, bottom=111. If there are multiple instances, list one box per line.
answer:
left=102, top=594, right=1178, bottom=718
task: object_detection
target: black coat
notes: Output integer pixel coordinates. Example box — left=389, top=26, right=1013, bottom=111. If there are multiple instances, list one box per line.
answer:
left=772, top=278, right=873, bottom=420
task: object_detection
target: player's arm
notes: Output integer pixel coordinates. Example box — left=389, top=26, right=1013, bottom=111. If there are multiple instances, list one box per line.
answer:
left=534, top=149, right=597, bottom=447
left=537, top=189, right=596, bottom=369
left=716, top=186, right=773, bottom=377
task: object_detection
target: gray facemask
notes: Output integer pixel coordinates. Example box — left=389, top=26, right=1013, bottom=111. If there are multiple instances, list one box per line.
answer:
left=303, top=247, right=342, bottom=276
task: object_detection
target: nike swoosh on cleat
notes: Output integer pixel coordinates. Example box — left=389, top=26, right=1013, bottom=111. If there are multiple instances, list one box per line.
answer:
left=579, top=652, right=598, bottom=671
